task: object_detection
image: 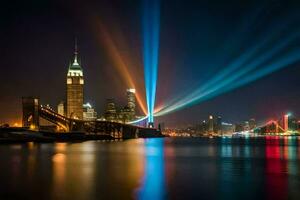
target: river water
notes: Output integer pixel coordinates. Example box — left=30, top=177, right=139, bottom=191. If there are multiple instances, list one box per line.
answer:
left=0, top=137, right=300, bottom=200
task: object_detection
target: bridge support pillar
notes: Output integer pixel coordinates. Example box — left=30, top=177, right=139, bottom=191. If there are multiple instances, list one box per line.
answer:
left=22, top=97, right=40, bottom=130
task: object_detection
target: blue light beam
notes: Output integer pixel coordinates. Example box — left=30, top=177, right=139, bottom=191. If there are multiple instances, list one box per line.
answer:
left=155, top=31, right=300, bottom=117
left=159, top=14, right=297, bottom=112
left=142, top=0, right=160, bottom=124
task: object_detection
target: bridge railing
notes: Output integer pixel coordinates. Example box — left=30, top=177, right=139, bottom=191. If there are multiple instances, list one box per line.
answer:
left=39, top=106, right=70, bottom=131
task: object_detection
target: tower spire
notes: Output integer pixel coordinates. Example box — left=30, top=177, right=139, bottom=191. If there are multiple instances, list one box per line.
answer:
left=74, top=37, right=78, bottom=63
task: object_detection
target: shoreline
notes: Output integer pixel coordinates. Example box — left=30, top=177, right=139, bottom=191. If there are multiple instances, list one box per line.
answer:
left=0, top=127, right=165, bottom=143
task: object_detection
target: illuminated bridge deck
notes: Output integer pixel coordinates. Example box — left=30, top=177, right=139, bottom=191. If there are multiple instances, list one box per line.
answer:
left=22, top=104, right=163, bottom=140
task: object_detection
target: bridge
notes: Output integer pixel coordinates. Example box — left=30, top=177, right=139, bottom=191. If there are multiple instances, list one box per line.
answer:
left=22, top=97, right=162, bottom=139
left=259, top=120, right=285, bottom=133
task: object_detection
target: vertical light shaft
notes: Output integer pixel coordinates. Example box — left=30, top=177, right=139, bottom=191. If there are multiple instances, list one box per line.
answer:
left=142, top=0, right=160, bottom=123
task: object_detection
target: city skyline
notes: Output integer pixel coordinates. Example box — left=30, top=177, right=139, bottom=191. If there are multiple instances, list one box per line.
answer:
left=1, top=0, right=300, bottom=127
left=2, top=1, right=300, bottom=200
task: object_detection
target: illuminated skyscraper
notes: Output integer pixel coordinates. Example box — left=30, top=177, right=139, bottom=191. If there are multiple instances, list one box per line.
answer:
left=127, top=88, right=136, bottom=115
left=283, top=114, right=289, bottom=132
left=66, top=41, right=84, bottom=119
left=208, top=115, right=214, bottom=133
left=118, top=89, right=136, bottom=123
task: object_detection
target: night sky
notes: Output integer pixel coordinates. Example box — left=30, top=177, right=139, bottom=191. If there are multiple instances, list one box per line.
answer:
left=1, top=0, right=300, bottom=127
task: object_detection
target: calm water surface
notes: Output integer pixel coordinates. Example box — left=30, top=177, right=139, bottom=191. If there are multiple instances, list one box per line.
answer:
left=1, top=137, right=300, bottom=200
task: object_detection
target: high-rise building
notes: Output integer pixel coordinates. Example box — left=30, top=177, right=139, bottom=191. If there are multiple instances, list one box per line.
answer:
left=66, top=41, right=84, bottom=119
left=83, top=103, right=97, bottom=121
left=198, top=120, right=207, bottom=135
left=57, top=101, right=65, bottom=116
left=118, top=88, right=136, bottom=122
left=288, top=116, right=297, bottom=131
left=215, top=116, right=222, bottom=135
left=208, top=115, right=214, bottom=133
left=127, top=88, right=136, bottom=114
left=104, top=99, right=117, bottom=121
left=283, top=114, right=289, bottom=132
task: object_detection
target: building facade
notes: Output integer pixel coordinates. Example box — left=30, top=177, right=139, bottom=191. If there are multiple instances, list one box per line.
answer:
left=57, top=101, right=65, bottom=116
left=283, top=114, right=289, bottom=132
left=83, top=103, right=97, bottom=121
left=104, top=99, right=118, bottom=121
left=127, top=88, right=136, bottom=116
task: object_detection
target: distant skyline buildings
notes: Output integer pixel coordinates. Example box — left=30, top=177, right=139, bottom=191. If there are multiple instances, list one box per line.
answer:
left=190, top=115, right=259, bottom=136
left=164, top=112, right=300, bottom=136
left=83, top=103, right=97, bottom=121
left=103, top=88, right=138, bottom=123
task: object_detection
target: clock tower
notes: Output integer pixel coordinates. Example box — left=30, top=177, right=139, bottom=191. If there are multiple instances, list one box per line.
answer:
left=66, top=40, right=84, bottom=119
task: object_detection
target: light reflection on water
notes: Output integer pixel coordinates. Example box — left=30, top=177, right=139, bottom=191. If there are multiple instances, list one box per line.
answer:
left=0, top=137, right=300, bottom=199
left=136, top=139, right=166, bottom=200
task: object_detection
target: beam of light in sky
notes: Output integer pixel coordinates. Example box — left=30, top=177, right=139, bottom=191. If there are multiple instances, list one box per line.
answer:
left=231, top=48, right=300, bottom=91
left=126, top=115, right=149, bottom=125
left=142, top=0, right=160, bottom=123
left=90, top=16, right=147, bottom=115
left=155, top=9, right=297, bottom=113
left=155, top=31, right=300, bottom=117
